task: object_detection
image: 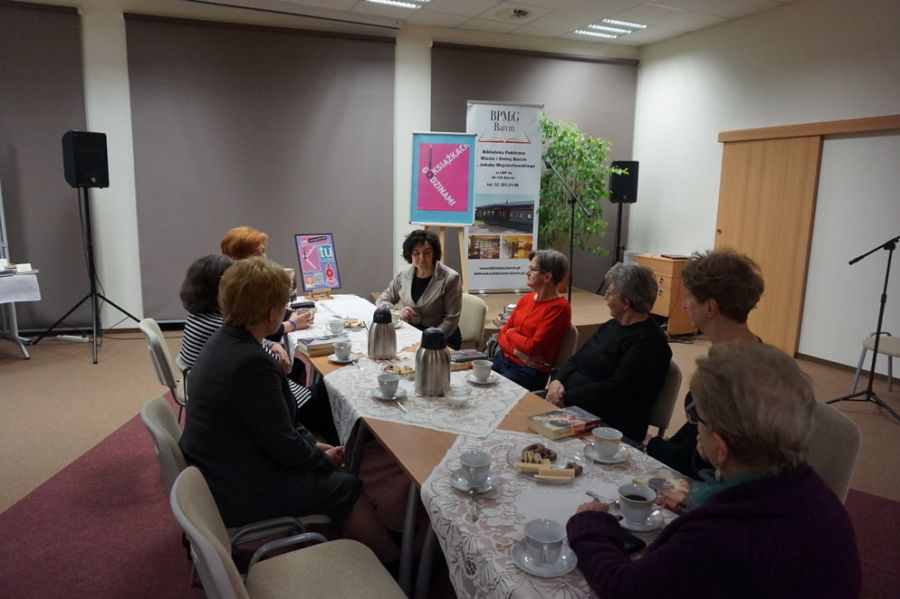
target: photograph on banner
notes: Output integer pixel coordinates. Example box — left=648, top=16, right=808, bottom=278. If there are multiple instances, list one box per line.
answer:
left=409, top=132, right=476, bottom=226
left=465, top=102, right=543, bottom=292
left=294, top=233, right=341, bottom=291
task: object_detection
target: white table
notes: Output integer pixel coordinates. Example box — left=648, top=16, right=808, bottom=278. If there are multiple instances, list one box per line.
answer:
left=421, top=431, right=680, bottom=599
left=0, top=272, right=40, bottom=358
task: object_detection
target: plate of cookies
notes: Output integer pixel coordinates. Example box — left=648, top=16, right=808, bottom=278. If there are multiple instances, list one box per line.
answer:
left=343, top=318, right=365, bottom=329
left=383, top=364, right=415, bottom=380
left=506, top=441, right=589, bottom=485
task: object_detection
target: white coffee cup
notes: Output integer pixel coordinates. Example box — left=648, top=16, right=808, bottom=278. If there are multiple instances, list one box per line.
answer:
left=327, top=318, right=345, bottom=335
left=377, top=373, right=400, bottom=397
left=459, top=449, right=491, bottom=487
left=523, top=519, right=565, bottom=566
left=592, top=426, right=623, bottom=459
left=471, top=359, right=493, bottom=382
left=334, top=340, right=352, bottom=361
left=617, top=483, right=657, bottom=525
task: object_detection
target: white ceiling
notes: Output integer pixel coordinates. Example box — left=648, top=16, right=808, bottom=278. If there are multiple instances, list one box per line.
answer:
left=192, top=0, right=796, bottom=46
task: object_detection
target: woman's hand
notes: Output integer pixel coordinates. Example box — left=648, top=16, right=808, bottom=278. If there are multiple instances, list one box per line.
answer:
left=398, top=306, right=417, bottom=322
left=576, top=500, right=610, bottom=514
left=546, top=380, right=566, bottom=407
left=513, top=348, right=551, bottom=371
left=268, top=342, right=292, bottom=373
left=286, top=310, right=314, bottom=332
left=324, top=446, right=345, bottom=469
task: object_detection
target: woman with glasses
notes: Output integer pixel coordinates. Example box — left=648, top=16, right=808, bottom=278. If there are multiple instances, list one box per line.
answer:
left=567, top=343, right=861, bottom=598
left=377, top=229, right=463, bottom=349
left=545, top=262, right=671, bottom=442
left=647, top=249, right=762, bottom=477
left=491, top=249, right=572, bottom=390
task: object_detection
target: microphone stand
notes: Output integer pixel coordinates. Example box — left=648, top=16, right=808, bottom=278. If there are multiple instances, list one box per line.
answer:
left=827, top=233, right=899, bottom=423
left=544, top=159, right=592, bottom=303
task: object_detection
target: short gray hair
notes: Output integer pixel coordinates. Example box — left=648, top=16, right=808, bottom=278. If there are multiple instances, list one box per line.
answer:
left=691, top=343, right=815, bottom=470
left=604, top=263, right=657, bottom=313
left=529, top=249, right=569, bottom=285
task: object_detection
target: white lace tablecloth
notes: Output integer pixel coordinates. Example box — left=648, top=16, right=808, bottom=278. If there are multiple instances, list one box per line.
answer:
left=421, top=430, right=678, bottom=599
left=324, top=355, right=527, bottom=444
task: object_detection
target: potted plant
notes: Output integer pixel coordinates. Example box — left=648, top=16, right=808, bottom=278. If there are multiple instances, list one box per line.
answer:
left=538, top=114, right=624, bottom=263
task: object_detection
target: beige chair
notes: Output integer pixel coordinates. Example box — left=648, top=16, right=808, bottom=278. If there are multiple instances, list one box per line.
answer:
left=140, top=396, right=329, bottom=545
left=459, top=293, right=488, bottom=349
left=140, top=317, right=187, bottom=421
left=554, top=324, right=579, bottom=369
left=850, top=332, right=899, bottom=393
left=171, top=466, right=405, bottom=599
left=806, top=401, right=861, bottom=503
left=648, top=361, right=683, bottom=438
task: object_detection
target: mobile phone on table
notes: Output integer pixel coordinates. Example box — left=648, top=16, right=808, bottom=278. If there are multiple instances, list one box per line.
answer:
left=615, top=526, right=647, bottom=554
left=290, top=300, right=315, bottom=310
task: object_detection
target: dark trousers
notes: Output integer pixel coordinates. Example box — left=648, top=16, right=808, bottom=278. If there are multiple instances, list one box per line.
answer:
left=491, top=349, right=549, bottom=391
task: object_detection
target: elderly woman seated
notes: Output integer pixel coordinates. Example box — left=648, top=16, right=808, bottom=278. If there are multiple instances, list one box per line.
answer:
left=491, top=249, right=572, bottom=391
left=546, top=263, right=671, bottom=442
left=179, top=257, right=398, bottom=564
left=566, top=343, right=861, bottom=598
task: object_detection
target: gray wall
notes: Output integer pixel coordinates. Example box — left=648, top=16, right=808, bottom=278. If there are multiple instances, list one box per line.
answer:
left=430, top=44, right=638, bottom=292
left=125, top=16, right=395, bottom=321
left=0, top=2, right=90, bottom=330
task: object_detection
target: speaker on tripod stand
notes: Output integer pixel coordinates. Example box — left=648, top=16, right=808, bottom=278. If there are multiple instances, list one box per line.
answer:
left=32, top=131, right=139, bottom=363
left=598, top=161, right=639, bottom=295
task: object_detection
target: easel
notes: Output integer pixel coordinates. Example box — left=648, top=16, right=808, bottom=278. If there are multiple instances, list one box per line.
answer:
left=307, top=288, right=334, bottom=301
left=423, top=224, right=469, bottom=291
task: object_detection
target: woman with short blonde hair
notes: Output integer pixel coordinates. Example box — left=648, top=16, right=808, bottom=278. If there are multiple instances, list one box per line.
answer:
left=567, top=343, right=861, bottom=598
left=180, top=257, right=398, bottom=565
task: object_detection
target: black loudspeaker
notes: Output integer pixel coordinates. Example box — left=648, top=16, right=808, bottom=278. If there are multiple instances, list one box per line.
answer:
left=610, top=160, right=638, bottom=204
left=62, top=130, right=109, bottom=188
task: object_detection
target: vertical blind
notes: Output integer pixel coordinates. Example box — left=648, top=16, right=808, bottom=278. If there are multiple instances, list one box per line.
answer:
left=126, top=16, right=395, bottom=320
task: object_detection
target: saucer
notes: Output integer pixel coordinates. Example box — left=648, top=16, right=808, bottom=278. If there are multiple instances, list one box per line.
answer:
left=327, top=353, right=356, bottom=364
left=619, top=509, right=664, bottom=532
left=465, top=372, right=499, bottom=385
left=450, top=470, right=499, bottom=494
left=583, top=443, right=629, bottom=465
left=372, top=388, right=408, bottom=402
left=511, top=540, right=578, bottom=578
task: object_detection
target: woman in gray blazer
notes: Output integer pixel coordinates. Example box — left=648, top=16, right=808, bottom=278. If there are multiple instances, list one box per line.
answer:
left=377, top=229, right=463, bottom=349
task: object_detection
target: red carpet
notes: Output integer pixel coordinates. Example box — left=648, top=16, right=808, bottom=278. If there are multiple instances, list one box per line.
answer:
left=1, top=412, right=898, bottom=598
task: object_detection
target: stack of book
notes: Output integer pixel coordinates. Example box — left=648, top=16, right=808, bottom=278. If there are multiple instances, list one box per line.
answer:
left=527, top=406, right=603, bottom=440
left=492, top=303, right=517, bottom=327
left=449, top=349, right=489, bottom=363
left=296, top=336, right=336, bottom=357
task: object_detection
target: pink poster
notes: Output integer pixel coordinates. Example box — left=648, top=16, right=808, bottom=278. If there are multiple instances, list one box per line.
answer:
left=417, top=143, right=470, bottom=212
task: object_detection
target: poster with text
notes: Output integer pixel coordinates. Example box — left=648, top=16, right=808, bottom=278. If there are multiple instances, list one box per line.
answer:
left=409, top=132, right=476, bottom=225
left=465, top=102, right=543, bottom=292
left=294, top=233, right=341, bottom=291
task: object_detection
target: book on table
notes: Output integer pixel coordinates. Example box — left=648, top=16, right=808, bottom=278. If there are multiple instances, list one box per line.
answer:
left=449, top=349, right=489, bottom=363
left=527, top=406, right=603, bottom=440
left=296, top=336, right=336, bottom=357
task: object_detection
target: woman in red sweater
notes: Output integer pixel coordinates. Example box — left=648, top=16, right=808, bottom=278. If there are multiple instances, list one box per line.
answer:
left=492, top=249, right=572, bottom=390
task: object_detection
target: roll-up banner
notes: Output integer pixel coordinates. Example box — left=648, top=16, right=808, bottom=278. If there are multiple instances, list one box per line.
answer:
left=465, top=102, right=543, bottom=292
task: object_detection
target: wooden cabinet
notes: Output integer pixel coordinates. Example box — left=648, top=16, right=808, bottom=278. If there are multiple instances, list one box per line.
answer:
left=632, top=254, right=696, bottom=336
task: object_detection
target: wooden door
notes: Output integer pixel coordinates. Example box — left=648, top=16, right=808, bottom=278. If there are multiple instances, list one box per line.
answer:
left=715, top=136, right=822, bottom=354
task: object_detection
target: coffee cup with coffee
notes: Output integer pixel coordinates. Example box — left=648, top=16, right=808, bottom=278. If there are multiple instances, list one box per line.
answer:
left=617, top=483, right=657, bottom=526
left=459, top=449, right=491, bottom=488
left=327, top=318, right=345, bottom=335
left=377, top=373, right=400, bottom=398
left=334, top=340, right=352, bottom=361
left=471, top=359, right=493, bottom=382
left=523, top=519, right=565, bottom=566
left=592, top=427, right=623, bottom=459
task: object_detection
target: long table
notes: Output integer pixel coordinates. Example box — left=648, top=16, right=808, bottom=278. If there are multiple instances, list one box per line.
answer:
left=302, top=294, right=675, bottom=598
left=0, top=271, right=40, bottom=359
